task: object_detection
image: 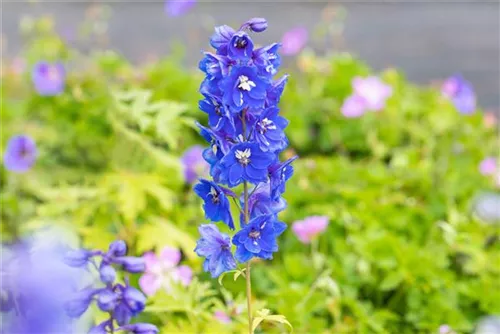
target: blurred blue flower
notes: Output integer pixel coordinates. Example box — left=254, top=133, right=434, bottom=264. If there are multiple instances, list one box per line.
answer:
left=164, top=0, right=196, bottom=17
left=32, top=61, right=65, bottom=96
left=3, top=135, right=37, bottom=173
left=194, top=224, right=236, bottom=278
left=182, top=145, right=210, bottom=183
left=442, top=74, right=476, bottom=114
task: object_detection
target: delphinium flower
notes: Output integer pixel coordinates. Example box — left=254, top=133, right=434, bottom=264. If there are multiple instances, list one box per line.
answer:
left=194, top=18, right=296, bottom=333
left=139, top=246, right=192, bottom=296
left=292, top=216, right=329, bottom=244
left=64, top=240, right=158, bottom=334
left=441, top=74, right=476, bottom=114
left=281, top=27, right=308, bottom=56
left=181, top=145, right=210, bottom=183
left=3, top=135, right=37, bottom=173
left=32, top=61, right=65, bottom=96
left=164, top=0, right=196, bottom=17
left=341, top=76, right=393, bottom=118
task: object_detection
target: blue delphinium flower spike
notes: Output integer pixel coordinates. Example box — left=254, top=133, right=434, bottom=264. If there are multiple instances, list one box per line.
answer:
left=194, top=18, right=295, bottom=275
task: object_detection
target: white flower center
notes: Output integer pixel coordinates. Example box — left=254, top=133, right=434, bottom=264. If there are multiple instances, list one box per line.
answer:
left=235, top=148, right=251, bottom=165
left=258, top=118, right=277, bottom=134
left=237, top=75, right=256, bottom=92
left=209, top=187, right=220, bottom=203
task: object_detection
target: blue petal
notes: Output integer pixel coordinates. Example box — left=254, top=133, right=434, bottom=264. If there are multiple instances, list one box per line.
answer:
left=235, top=245, right=254, bottom=263
left=244, top=238, right=261, bottom=253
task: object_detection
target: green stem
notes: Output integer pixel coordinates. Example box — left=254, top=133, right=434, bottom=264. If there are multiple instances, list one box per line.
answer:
left=243, top=180, right=252, bottom=334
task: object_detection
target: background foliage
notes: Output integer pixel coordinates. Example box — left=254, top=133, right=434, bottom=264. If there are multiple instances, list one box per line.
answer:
left=1, top=17, right=499, bottom=334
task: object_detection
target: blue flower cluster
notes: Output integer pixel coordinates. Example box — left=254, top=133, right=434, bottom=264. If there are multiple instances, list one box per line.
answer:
left=64, top=241, right=158, bottom=334
left=194, top=18, right=296, bottom=278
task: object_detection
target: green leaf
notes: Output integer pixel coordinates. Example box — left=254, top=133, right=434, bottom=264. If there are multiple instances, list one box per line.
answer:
left=379, top=271, right=405, bottom=291
left=252, top=308, right=293, bottom=333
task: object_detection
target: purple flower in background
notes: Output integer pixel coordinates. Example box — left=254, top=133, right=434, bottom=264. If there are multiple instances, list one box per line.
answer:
left=32, top=61, right=65, bottom=96
left=281, top=27, right=308, bottom=56
left=352, top=76, right=393, bottom=111
left=341, top=94, right=367, bottom=118
left=439, top=324, right=456, bottom=334
left=341, top=76, right=392, bottom=117
left=139, top=247, right=192, bottom=296
left=442, top=74, right=476, bottom=114
left=3, top=135, right=37, bottom=173
left=164, top=0, right=196, bottom=17
left=292, top=216, right=329, bottom=244
left=181, top=145, right=210, bottom=183
left=214, top=310, right=232, bottom=324
left=479, top=157, right=497, bottom=176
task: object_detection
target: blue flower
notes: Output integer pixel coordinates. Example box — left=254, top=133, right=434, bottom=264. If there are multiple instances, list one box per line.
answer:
left=118, top=323, right=159, bottom=334
left=251, top=106, right=288, bottom=152
left=199, top=52, right=231, bottom=79
left=89, top=320, right=111, bottom=334
left=269, top=156, right=297, bottom=200
left=219, top=143, right=275, bottom=187
left=194, top=224, right=236, bottom=278
left=31, top=62, right=65, bottom=96
left=199, top=94, right=235, bottom=133
left=99, top=263, right=117, bottom=284
left=63, top=248, right=95, bottom=267
left=194, top=179, right=235, bottom=229
left=442, top=74, right=476, bottom=114
left=266, top=75, right=288, bottom=107
left=3, top=135, right=37, bottom=173
left=253, top=43, right=281, bottom=76
left=97, top=288, right=119, bottom=312
left=220, top=65, right=269, bottom=111
left=65, top=288, right=99, bottom=318
left=246, top=184, right=287, bottom=220
left=232, top=215, right=287, bottom=262
left=108, top=240, right=127, bottom=257
left=239, top=18, right=268, bottom=33
left=112, top=256, right=146, bottom=273
left=228, top=31, right=254, bottom=60
left=122, top=286, right=146, bottom=315
left=210, top=25, right=236, bottom=54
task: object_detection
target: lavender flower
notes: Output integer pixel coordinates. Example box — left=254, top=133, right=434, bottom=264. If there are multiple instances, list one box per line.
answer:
left=139, top=246, right=192, bottom=296
left=442, top=74, right=476, bottom=114
left=181, top=145, right=209, bottom=183
left=3, top=135, right=37, bottom=173
left=164, top=0, right=196, bottom=17
left=281, top=27, right=308, bottom=56
left=292, top=216, right=329, bottom=244
left=479, top=157, right=497, bottom=176
left=352, top=76, right=393, bottom=111
left=32, top=61, right=65, bottom=96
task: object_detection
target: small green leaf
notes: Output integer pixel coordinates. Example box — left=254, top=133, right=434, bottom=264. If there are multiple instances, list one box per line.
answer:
left=252, top=309, right=293, bottom=333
